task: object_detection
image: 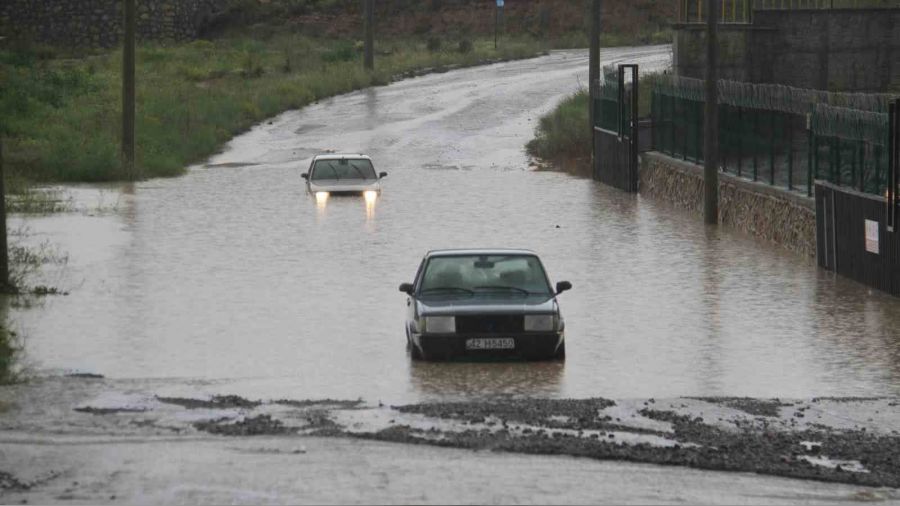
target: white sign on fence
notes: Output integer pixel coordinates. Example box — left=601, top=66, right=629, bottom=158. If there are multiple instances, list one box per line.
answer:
left=865, top=219, right=879, bottom=254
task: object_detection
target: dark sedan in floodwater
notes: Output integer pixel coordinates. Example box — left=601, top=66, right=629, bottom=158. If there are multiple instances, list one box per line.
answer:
left=399, top=249, right=571, bottom=361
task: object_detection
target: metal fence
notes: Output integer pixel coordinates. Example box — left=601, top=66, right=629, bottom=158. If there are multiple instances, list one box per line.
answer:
left=650, top=76, right=895, bottom=196
left=678, top=0, right=900, bottom=24
left=594, top=66, right=629, bottom=133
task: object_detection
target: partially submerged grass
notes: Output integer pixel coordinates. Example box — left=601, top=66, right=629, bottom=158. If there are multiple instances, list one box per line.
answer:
left=526, top=89, right=590, bottom=163
left=526, top=71, right=666, bottom=164
left=0, top=324, right=21, bottom=385
left=1, top=34, right=548, bottom=184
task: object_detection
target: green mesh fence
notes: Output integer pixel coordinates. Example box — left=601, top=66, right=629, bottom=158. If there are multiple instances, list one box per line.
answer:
left=650, top=75, right=896, bottom=196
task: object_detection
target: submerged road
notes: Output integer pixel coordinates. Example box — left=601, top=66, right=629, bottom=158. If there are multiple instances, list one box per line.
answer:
left=3, top=46, right=900, bottom=502
left=9, top=45, right=900, bottom=400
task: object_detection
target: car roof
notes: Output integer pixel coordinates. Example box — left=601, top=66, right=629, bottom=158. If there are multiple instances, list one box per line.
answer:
left=312, top=154, right=371, bottom=161
left=425, top=249, right=539, bottom=258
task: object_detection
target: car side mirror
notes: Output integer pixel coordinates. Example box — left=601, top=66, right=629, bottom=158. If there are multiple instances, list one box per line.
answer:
left=379, top=172, right=388, bottom=179
left=301, top=173, right=309, bottom=180
left=555, top=281, right=572, bottom=295
left=399, top=282, right=414, bottom=295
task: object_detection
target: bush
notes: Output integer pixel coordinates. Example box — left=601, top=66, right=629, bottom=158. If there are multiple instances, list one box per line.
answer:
left=426, top=36, right=442, bottom=53
left=526, top=89, right=590, bottom=161
left=457, top=39, right=473, bottom=54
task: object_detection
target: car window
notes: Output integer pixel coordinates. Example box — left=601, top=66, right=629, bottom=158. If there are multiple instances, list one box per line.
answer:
left=311, top=159, right=376, bottom=180
left=419, top=255, right=552, bottom=295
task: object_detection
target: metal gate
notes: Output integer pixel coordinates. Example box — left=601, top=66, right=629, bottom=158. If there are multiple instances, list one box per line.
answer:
left=593, top=64, right=639, bottom=192
left=815, top=98, right=900, bottom=296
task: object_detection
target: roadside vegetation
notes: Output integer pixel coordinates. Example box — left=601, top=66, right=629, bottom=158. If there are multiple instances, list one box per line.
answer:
left=526, top=72, right=666, bottom=169
left=0, top=0, right=674, bottom=187
left=0, top=34, right=548, bottom=185
left=0, top=324, right=20, bottom=385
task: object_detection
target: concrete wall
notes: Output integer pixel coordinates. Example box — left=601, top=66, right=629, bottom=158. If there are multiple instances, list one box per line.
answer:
left=675, top=8, right=900, bottom=92
left=640, top=152, right=817, bottom=257
left=0, top=0, right=218, bottom=48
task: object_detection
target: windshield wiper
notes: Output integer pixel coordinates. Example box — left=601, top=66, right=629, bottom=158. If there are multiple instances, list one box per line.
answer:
left=349, top=163, right=369, bottom=179
left=473, top=285, right=531, bottom=295
left=420, top=287, right=475, bottom=295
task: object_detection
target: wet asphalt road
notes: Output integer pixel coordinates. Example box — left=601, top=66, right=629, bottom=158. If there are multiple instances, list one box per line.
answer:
left=3, top=47, right=900, bottom=502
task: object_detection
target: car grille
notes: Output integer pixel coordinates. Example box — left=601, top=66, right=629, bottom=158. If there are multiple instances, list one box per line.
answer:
left=456, top=314, right=524, bottom=334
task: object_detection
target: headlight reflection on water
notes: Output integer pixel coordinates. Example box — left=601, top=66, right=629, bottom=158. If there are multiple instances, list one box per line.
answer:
left=364, top=190, right=378, bottom=221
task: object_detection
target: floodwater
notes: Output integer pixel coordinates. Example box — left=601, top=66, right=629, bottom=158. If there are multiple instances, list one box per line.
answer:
left=9, top=46, right=900, bottom=403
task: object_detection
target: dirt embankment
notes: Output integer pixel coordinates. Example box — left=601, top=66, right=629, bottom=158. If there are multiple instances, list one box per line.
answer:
left=211, top=0, right=674, bottom=41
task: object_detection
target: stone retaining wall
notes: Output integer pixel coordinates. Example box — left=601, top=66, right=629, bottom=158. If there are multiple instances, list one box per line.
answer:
left=640, top=152, right=817, bottom=257
left=0, top=0, right=217, bottom=48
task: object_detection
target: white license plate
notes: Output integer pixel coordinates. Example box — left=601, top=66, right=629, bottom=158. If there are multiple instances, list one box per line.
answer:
left=466, top=338, right=515, bottom=350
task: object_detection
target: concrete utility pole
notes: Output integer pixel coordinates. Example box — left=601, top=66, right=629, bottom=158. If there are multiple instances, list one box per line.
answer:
left=703, top=0, right=719, bottom=225
left=364, top=0, right=374, bottom=71
left=0, top=137, right=8, bottom=290
left=588, top=0, right=601, bottom=151
left=122, top=0, right=136, bottom=179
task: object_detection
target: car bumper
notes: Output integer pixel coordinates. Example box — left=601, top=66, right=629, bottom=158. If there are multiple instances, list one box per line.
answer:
left=414, top=333, right=564, bottom=360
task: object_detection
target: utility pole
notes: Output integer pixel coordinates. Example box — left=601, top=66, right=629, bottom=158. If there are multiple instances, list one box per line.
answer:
left=364, top=0, right=374, bottom=71
left=495, top=0, right=504, bottom=49
left=0, top=137, right=8, bottom=290
left=703, top=0, right=719, bottom=225
left=122, top=0, right=136, bottom=179
left=588, top=0, right=601, bottom=154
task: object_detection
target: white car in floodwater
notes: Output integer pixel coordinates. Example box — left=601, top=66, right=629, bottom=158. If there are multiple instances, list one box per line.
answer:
left=301, top=154, right=387, bottom=203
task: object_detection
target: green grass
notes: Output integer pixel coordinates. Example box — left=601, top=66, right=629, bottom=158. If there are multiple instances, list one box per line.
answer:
left=0, top=325, right=20, bottom=385
left=527, top=71, right=666, bottom=163
left=0, top=34, right=549, bottom=184
left=0, top=21, right=673, bottom=185
left=526, top=89, right=590, bottom=162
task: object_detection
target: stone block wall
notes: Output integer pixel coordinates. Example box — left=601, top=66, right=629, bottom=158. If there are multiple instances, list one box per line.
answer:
left=0, top=0, right=218, bottom=48
left=640, top=152, right=817, bottom=257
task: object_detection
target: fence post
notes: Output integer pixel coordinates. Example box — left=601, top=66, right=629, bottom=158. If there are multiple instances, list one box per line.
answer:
left=753, top=109, right=759, bottom=181
left=589, top=0, right=601, bottom=168
left=738, top=106, right=743, bottom=177
left=807, top=123, right=814, bottom=197
left=769, top=111, right=776, bottom=185
left=704, top=0, right=720, bottom=224
left=788, top=112, right=794, bottom=191
left=0, top=137, right=8, bottom=290
left=122, top=0, right=136, bottom=179
left=889, top=100, right=897, bottom=231
left=364, top=0, right=374, bottom=71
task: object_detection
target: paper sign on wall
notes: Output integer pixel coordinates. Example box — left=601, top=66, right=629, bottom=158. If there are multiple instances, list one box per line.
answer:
left=865, top=219, right=879, bottom=254
left=497, top=0, right=504, bottom=6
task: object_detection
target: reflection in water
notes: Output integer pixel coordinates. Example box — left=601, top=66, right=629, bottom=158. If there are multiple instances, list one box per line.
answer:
left=409, top=360, right=564, bottom=400
left=364, top=191, right=377, bottom=221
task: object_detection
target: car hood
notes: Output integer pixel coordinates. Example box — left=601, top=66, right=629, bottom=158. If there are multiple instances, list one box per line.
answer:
left=309, top=179, right=381, bottom=192
left=417, top=294, right=558, bottom=316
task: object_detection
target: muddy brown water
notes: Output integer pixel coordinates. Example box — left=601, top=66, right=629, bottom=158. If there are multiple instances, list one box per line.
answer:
left=8, top=47, right=900, bottom=404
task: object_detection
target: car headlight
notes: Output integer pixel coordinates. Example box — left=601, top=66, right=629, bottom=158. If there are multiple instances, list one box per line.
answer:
left=524, top=314, right=556, bottom=332
left=423, top=316, right=455, bottom=334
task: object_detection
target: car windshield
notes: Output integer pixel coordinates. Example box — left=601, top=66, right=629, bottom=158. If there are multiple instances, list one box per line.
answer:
left=419, top=255, right=552, bottom=296
left=311, top=159, right=376, bottom=181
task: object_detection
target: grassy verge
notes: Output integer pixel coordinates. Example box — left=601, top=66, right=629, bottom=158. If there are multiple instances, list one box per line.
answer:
left=0, top=325, right=20, bottom=385
left=526, top=71, right=666, bottom=169
left=1, top=21, right=672, bottom=186
left=0, top=34, right=550, bottom=184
